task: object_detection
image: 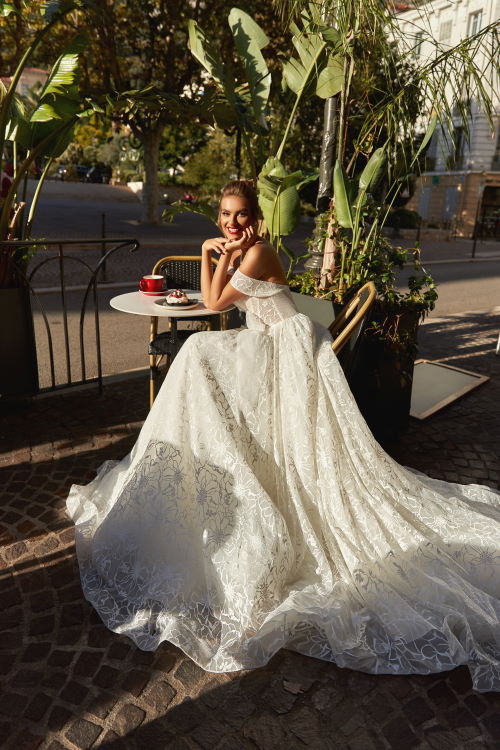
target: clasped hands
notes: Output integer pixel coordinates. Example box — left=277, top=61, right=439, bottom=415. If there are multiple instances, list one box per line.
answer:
left=202, top=226, right=256, bottom=259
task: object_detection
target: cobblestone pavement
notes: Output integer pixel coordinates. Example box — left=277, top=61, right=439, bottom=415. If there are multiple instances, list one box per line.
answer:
left=1, top=310, right=500, bottom=750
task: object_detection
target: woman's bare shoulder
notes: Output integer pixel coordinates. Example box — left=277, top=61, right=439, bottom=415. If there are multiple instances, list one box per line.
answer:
left=243, top=240, right=288, bottom=283
left=245, top=238, right=273, bottom=255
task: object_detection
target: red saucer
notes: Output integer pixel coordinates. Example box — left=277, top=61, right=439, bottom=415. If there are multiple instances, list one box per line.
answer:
left=140, top=288, right=167, bottom=297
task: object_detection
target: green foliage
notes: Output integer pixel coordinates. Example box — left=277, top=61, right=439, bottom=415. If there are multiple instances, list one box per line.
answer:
left=0, top=1, right=94, bottom=283
left=290, top=240, right=437, bottom=350
left=282, top=10, right=342, bottom=100
left=180, top=130, right=242, bottom=197
left=163, top=199, right=219, bottom=228
left=159, top=122, right=207, bottom=174
left=258, top=158, right=304, bottom=239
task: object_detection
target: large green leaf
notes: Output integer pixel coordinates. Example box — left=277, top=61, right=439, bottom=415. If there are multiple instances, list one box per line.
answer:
left=333, top=160, right=353, bottom=228
left=4, top=92, right=30, bottom=147
left=229, top=8, right=270, bottom=129
left=30, top=36, right=86, bottom=153
left=188, top=19, right=227, bottom=90
left=188, top=18, right=260, bottom=136
left=316, top=55, right=344, bottom=99
left=283, top=26, right=326, bottom=97
left=283, top=12, right=343, bottom=100
left=358, top=147, right=386, bottom=192
left=31, top=34, right=86, bottom=121
left=258, top=157, right=318, bottom=240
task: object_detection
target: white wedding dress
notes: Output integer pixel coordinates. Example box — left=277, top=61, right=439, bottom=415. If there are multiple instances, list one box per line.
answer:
left=67, top=269, right=500, bottom=691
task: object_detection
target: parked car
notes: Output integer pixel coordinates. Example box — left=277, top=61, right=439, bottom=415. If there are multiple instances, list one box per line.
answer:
left=85, top=165, right=111, bottom=184
left=54, top=164, right=68, bottom=180
left=76, top=164, right=90, bottom=181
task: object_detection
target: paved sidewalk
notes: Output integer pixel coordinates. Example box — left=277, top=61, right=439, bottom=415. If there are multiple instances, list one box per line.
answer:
left=1, top=309, right=500, bottom=750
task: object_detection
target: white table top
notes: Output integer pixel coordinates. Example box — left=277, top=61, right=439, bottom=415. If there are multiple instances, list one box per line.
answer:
left=110, top=291, right=232, bottom=318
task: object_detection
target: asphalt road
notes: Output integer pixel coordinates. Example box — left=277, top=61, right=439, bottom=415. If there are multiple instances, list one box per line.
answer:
left=396, top=259, right=500, bottom=317
left=25, top=180, right=500, bottom=386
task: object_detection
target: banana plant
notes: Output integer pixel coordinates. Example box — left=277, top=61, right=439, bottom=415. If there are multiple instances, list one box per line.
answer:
left=327, top=116, right=438, bottom=296
left=0, top=35, right=98, bottom=243
left=0, top=0, right=88, bottom=172
left=0, top=1, right=99, bottom=260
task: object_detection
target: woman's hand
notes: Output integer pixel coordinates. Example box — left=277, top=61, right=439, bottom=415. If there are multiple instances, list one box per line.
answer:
left=223, top=226, right=256, bottom=255
left=202, top=237, right=228, bottom=256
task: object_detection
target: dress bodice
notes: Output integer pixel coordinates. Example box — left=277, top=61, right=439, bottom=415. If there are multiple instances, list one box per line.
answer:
left=229, top=268, right=298, bottom=330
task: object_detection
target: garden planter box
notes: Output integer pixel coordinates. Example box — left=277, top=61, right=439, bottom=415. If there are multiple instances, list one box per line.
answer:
left=348, top=308, right=420, bottom=444
left=0, top=287, right=39, bottom=400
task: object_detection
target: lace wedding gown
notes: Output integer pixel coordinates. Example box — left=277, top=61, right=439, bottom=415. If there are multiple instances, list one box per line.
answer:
left=67, top=269, right=500, bottom=691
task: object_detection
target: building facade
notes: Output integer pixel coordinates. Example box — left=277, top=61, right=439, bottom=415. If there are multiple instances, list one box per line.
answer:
left=397, top=0, right=500, bottom=238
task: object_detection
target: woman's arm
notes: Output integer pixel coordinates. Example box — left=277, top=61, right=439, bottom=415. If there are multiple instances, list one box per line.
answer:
left=201, top=238, right=246, bottom=311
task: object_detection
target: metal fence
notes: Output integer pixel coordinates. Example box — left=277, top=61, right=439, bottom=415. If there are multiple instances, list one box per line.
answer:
left=1, top=238, right=139, bottom=395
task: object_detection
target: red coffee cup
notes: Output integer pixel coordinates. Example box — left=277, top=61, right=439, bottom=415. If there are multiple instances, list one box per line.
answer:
left=139, top=275, right=164, bottom=292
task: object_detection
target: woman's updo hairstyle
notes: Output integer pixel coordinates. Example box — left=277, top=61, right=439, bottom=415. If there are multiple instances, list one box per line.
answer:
left=219, top=179, right=260, bottom=222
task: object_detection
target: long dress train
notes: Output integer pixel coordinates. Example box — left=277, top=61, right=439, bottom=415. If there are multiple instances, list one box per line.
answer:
left=67, top=269, right=500, bottom=691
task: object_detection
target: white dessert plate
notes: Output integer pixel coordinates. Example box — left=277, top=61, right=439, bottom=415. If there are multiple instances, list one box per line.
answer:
left=156, top=298, right=200, bottom=310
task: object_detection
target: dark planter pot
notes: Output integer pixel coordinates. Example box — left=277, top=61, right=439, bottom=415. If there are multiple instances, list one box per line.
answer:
left=348, top=307, right=420, bottom=445
left=0, top=286, right=39, bottom=401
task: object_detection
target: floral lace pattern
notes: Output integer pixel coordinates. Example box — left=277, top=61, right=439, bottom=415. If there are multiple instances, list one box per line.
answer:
left=67, top=277, right=500, bottom=690
left=230, top=269, right=298, bottom=330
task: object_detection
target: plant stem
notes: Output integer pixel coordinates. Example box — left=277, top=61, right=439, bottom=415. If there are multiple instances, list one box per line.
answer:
left=25, top=157, right=53, bottom=238
left=0, top=118, right=76, bottom=239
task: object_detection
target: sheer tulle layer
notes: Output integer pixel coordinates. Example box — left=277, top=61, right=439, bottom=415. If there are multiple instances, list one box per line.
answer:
left=67, top=314, right=500, bottom=690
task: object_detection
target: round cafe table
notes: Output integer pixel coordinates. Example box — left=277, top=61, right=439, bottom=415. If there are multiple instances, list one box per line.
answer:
left=110, top=290, right=234, bottom=406
left=109, top=289, right=233, bottom=319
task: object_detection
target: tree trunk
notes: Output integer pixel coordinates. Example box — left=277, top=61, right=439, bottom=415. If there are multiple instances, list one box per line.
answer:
left=316, top=96, right=338, bottom=214
left=141, top=125, right=163, bottom=224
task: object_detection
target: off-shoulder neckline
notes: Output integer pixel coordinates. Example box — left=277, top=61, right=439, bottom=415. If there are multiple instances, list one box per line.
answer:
left=233, top=268, right=289, bottom=287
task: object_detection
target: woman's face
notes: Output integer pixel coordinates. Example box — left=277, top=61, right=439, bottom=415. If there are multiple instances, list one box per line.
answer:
left=219, top=195, right=254, bottom=241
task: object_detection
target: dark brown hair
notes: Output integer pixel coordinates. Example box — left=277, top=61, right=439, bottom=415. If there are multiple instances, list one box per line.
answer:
left=219, top=179, right=260, bottom=222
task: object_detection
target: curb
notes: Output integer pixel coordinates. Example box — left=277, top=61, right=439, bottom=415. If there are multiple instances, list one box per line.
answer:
left=417, top=255, right=500, bottom=266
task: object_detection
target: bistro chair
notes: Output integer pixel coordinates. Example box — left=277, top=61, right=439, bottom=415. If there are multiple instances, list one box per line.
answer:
left=148, top=255, right=228, bottom=407
left=329, top=281, right=376, bottom=379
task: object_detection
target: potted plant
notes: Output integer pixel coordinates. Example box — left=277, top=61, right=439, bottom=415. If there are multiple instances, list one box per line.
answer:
left=0, top=0, right=95, bottom=401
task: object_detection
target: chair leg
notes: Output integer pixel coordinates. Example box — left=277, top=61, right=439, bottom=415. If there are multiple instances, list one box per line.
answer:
left=150, top=353, right=174, bottom=408
left=220, top=311, right=228, bottom=331
left=149, top=354, right=159, bottom=408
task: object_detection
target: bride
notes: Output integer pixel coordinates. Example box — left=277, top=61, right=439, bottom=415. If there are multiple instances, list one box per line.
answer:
left=67, top=180, right=500, bottom=692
